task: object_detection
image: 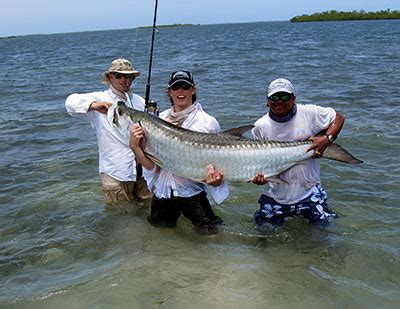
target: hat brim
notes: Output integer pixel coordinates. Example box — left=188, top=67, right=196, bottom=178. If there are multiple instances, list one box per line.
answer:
left=102, top=70, right=140, bottom=85
left=268, top=87, right=294, bottom=97
left=109, top=70, right=140, bottom=76
left=168, top=79, right=195, bottom=87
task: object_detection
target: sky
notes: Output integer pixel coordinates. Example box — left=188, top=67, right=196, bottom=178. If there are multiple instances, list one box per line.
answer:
left=1, top=0, right=398, bottom=37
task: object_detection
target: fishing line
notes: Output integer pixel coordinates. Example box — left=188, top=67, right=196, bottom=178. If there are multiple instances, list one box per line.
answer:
left=131, top=26, right=140, bottom=58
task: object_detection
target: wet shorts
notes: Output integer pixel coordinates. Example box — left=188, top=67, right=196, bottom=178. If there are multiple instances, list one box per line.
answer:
left=100, top=173, right=135, bottom=204
left=100, top=173, right=152, bottom=205
left=254, top=184, right=337, bottom=229
left=147, top=191, right=223, bottom=235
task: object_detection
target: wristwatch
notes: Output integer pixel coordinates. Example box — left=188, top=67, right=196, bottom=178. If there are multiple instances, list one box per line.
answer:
left=326, top=134, right=336, bottom=144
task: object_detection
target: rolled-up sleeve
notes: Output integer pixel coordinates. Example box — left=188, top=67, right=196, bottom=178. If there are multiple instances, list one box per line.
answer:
left=65, top=93, right=98, bottom=115
left=313, top=106, right=336, bottom=131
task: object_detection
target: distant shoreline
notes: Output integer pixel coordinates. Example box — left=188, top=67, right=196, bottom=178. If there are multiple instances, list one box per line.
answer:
left=0, top=35, right=17, bottom=39
left=2, top=16, right=399, bottom=38
left=138, top=23, right=199, bottom=29
left=291, top=9, right=400, bottom=22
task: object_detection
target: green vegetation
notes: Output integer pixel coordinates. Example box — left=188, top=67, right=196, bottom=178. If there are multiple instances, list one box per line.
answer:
left=291, top=9, right=400, bottom=22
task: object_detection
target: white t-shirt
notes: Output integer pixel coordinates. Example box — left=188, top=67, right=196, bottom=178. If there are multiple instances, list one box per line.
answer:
left=65, top=88, right=145, bottom=182
left=143, top=103, right=229, bottom=204
left=252, top=104, right=336, bottom=204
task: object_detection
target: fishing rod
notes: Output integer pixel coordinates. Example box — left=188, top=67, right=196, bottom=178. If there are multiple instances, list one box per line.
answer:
left=136, top=0, right=159, bottom=182
left=144, top=0, right=159, bottom=115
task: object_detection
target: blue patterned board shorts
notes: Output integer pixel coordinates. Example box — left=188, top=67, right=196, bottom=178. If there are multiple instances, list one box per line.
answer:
left=254, top=184, right=337, bottom=229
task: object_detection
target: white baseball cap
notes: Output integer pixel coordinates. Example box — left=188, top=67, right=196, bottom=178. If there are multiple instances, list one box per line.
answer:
left=267, top=78, right=295, bottom=97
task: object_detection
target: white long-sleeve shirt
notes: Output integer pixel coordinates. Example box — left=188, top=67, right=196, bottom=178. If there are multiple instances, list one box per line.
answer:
left=65, top=88, right=145, bottom=182
left=143, top=103, right=229, bottom=204
left=252, top=104, right=336, bottom=204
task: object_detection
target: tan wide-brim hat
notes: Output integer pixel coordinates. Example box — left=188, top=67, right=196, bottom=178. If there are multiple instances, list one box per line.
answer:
left=102, top=58, right=140, bottom=85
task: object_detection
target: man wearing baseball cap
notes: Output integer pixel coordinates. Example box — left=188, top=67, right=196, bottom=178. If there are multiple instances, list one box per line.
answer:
left=251, top=78, right=345, bottom=230
left=65, top=58, right=152, bottom=210
left=129, top=70, right=229, bottom=235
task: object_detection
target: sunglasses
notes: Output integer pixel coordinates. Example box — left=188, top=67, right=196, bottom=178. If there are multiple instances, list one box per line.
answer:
left=112, top=72, right=135, bottom=80
left=268, top=93, right=292, bottom=102
left=170, top=82, right=192, bottom=91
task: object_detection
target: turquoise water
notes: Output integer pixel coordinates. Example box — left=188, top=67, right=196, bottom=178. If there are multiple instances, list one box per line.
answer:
left=0, top=20, right=399, bottom=308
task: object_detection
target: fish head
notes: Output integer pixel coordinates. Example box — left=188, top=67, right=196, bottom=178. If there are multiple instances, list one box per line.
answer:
left=108, top=104, right=141, bottom=142
left=111, top=104, right=142, bottom=126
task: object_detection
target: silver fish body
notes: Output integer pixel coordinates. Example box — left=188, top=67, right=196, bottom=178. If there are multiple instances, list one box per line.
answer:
left=112, top=104, right=362, bottom=182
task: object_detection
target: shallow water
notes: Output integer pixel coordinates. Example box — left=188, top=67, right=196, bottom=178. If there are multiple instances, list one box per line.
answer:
left=0, top=20, right=399, bottom=308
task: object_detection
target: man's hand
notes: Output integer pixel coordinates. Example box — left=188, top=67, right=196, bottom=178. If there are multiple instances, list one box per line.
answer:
left=205, top=164, right=224, bottom=187
left=307, top=135, right=330, bottom=158
left=129, top=124, right=145, bottom=151
left=89, top=102, right=112, bottom=114
left=252, top=173, right=268, bottom=185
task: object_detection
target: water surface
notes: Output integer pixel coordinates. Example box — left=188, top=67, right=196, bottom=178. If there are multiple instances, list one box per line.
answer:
left=0, top=20, right=399, bottom=308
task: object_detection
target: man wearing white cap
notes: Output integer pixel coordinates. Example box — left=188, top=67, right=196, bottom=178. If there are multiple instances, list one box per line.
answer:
left=65, top=58, right=152, bottom=208
left=251, top=78, right=345, bottom=230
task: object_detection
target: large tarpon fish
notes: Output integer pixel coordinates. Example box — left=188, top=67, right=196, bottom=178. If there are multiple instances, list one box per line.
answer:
left=111, top=103, right=362, bottom=182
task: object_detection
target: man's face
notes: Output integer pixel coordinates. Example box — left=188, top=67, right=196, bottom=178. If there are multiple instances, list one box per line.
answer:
left=168, top=82, right=196, bottom=112
left=109, top=72, right=135, bottom=93
left=267, top=92, right=296, bottom=117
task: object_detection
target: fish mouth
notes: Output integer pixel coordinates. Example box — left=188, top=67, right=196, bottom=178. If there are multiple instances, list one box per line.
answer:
left=112, top=102, right=128, bottom=127
left=116, top=102, right=127, bottom=117
left=112, top=107, right=120, bottom=127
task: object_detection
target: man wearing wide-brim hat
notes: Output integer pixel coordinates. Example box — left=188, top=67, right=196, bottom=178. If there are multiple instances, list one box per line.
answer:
left=65, top=58, right=152, bottom=210
left=102, top=58, right=140, bottom=85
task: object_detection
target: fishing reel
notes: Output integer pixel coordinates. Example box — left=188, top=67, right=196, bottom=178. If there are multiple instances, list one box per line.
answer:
left=145, top=100, right=159, bottom=116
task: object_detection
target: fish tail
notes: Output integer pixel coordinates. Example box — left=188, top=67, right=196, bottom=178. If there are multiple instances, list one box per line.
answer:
left=323, top=143, right=363, bottom=164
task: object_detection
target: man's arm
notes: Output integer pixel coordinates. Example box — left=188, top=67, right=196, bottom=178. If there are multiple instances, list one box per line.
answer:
left=129, top=124, right=155, bottom=170
left=66, top=92, right=112, bottom=115
left=308, top=111, right=345, bottom=158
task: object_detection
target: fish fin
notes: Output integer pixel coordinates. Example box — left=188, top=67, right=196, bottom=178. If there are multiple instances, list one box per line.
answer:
left=143, top=152, right=164, bottom=166
left=222, top=125, right=254, bottom=137
left=323, top=143, right=363, bottom=164
left=266, top=176, right=288, bottom=184
left=314, top=130, right=363, bottom=164
left=247, top=175, right=288, bottom=184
